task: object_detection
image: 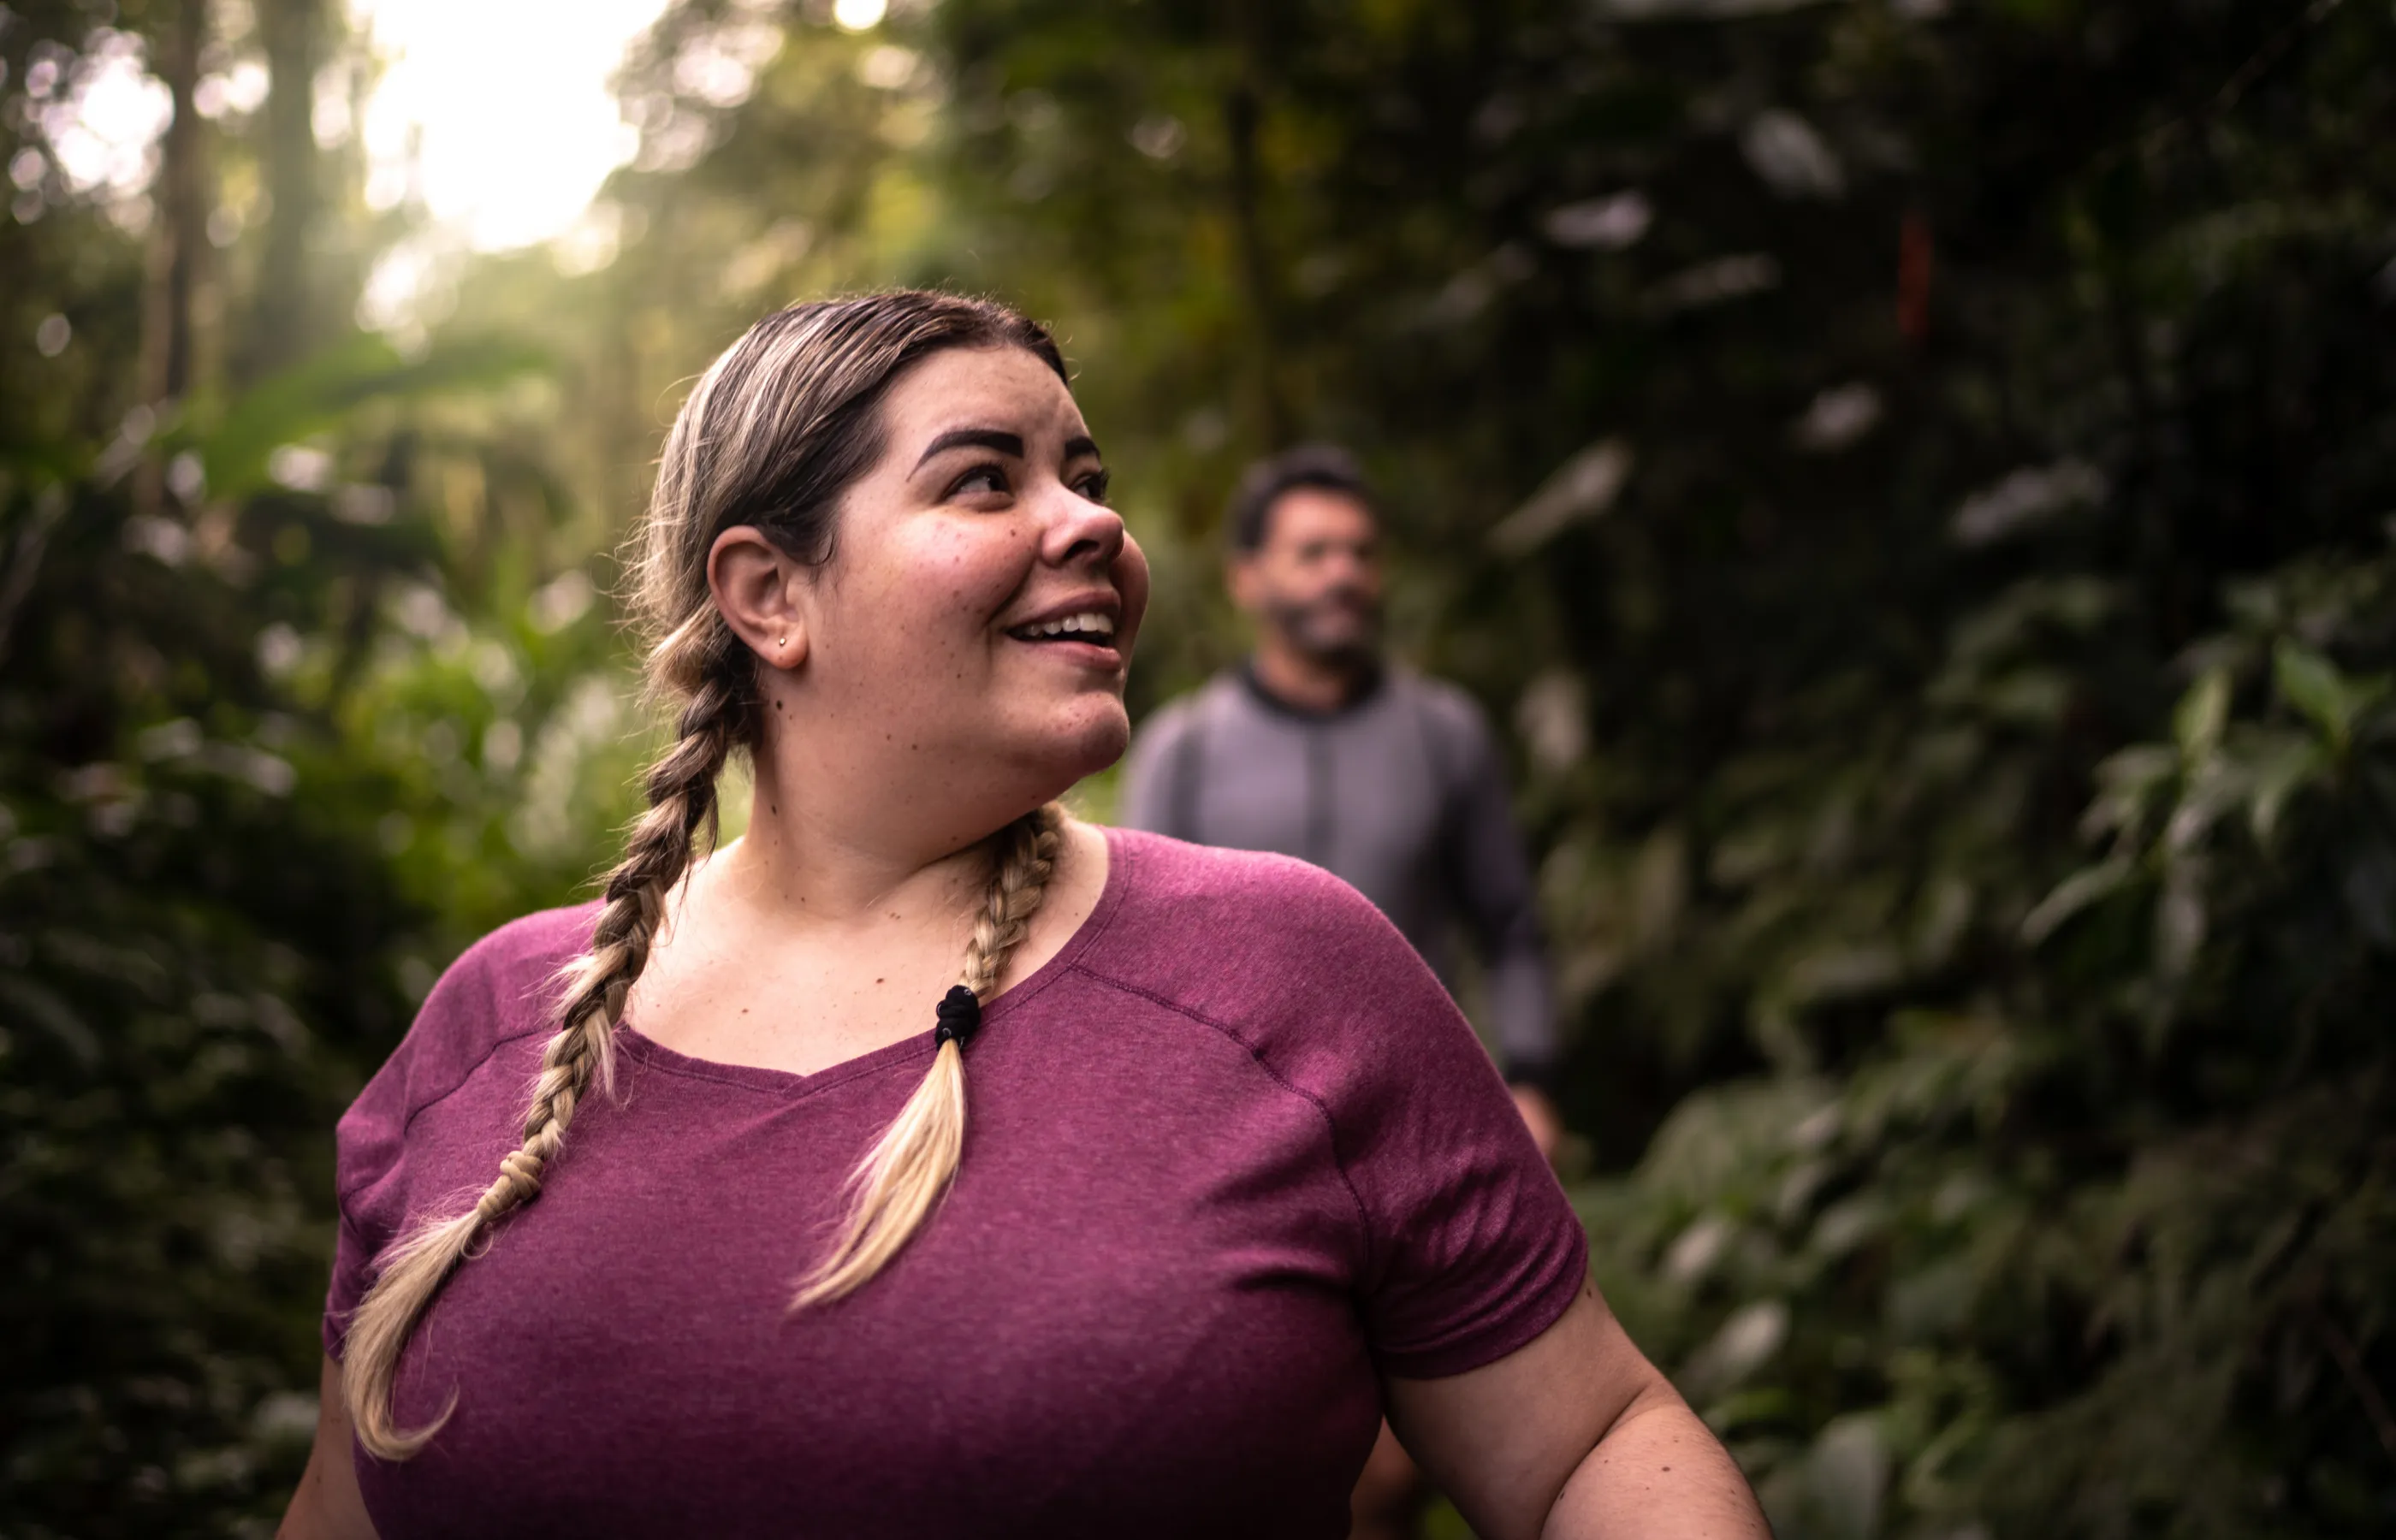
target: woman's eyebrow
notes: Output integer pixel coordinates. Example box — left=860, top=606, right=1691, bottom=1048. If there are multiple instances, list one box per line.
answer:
left=914, top=428, right=1023, bottom=469
left=1065, top=435, right=1101, bottom=460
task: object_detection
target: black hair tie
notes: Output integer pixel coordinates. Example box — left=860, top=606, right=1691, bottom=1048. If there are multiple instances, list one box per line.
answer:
left=933, top=986, right=982, bottom=1051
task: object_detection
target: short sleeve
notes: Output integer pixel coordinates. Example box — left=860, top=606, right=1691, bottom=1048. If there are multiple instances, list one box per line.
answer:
left=323, top=1164, right=380, bottom=1358
left=1212, top=856, right=1587, bottom=1379
left=325, top=1016, right=441, bottom=1359
left=321, top=917, right=549, bottom=1359
left=1334, top=927, right=1587, bottom=1377
left=323, top=1087, right=397, bottom=1354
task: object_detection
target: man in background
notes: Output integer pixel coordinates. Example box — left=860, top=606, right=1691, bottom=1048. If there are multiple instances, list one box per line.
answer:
left=1120, top=444, right=1564, bottom=1142
left=1121, top=446, right=1567, bottom=1539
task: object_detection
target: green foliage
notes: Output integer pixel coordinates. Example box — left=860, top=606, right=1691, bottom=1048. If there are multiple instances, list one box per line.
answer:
left=0, top=440, right=410, bottom=1531
left=1581, top=539, right=2396, bottom=1537
left=0, top=323, right=644, bottom=1532
left=900, top=0, right=2396, bottom=1531
left=193, top=333, right=551, bottom=500
left=2, top=9, right=639, bottom=1531
left=7, top=0, right=2396, bottom=1533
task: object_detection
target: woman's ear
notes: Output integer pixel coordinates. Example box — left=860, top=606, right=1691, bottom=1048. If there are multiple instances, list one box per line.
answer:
left=709, top=525, right=810, bottom=672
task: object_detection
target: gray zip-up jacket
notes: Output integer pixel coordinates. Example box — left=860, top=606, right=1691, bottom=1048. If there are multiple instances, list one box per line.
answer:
left=1118, top=664, right=1560, bottom=1085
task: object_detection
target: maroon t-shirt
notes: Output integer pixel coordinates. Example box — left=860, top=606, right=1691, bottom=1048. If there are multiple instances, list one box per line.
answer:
left=327, top=827, right=1587, bottom=1538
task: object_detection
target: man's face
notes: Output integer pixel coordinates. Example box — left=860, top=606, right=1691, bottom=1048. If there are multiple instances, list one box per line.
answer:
left=1229, top=487, right=1383, bottom=664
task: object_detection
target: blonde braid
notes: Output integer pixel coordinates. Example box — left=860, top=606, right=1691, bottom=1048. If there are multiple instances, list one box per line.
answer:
left=342, top=646, right=748, bottom=1461
left=339, top=293, right=1082, bottom=1460
left=791, top=802, right=1065, bottom=1309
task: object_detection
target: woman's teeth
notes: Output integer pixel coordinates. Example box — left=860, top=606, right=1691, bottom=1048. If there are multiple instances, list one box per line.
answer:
left=1014, top=612, right=1114, bottom=643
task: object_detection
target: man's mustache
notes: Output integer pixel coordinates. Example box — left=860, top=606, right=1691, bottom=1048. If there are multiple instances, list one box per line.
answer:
left=1301, top=584, right=1375, bottom=615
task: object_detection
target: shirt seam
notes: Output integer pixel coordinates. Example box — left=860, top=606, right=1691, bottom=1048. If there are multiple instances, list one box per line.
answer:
left=1059, top=961, right=1382, bottom=1284
left=339, top=1031, right=541, bottom=1207
left=340, top=959, right=564, bottom=1205
left=405, top=961, right=561, bottom=1134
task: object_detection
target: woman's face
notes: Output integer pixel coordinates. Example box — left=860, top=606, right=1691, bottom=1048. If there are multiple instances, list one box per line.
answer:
left=746, top=345, right=1149, bottom=814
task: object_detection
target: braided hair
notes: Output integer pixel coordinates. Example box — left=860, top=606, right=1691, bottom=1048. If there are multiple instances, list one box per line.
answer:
left=344, top=293, right=1072, bottom=1460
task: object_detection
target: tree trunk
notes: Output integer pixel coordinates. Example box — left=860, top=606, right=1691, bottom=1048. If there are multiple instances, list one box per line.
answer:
left=136, top=0, right=209, bottom=517
left=242, top=0, right=324, bottom=383
left=1222, top=0, right=1287, bottom=447
left=140, top=0, right=207, bottom=406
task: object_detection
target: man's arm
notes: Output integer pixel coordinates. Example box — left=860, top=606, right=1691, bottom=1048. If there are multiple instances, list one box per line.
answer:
left=1437, top=697, right=1563, bottom=1091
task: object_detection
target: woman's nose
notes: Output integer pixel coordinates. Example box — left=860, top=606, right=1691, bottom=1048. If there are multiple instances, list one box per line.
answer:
left=1039, top=483, right=1127, bottom=569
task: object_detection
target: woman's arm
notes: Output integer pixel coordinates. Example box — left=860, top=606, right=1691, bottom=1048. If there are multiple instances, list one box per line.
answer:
left=277, top=1354, right=380, bottom=1540
left=1385, top=1280, right=1770, bottom=1540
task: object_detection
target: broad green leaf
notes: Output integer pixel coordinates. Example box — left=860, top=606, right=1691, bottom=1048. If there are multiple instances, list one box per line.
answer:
left=2245, top=733, right=2324, bottom=844
left=1681, top=1299, right=1790, bottom=1402
left=2154, top=859, right=2205, bottom=985
left=2174, top=668, right=2229, bottom=761
left=2273, top=638, right=2390, bottom=752
left=198, top=334, right=551, bottom=500
left=2021, top=856, right=2135, bottom=944
left=2274, top=640, right=2352, bottom=745
left=2081, top=743, right=2179, bottom=841
left=1806, top=1414, right=1892, bottom=1540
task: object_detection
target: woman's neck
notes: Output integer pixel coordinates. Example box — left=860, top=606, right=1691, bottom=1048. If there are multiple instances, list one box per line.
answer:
left=712, top=780, right=995, bottom=933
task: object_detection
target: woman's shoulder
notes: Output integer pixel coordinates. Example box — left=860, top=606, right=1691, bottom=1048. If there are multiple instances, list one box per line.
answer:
left=452, top=899, right=605, bottom=993
left=1092, top=827, right=1436, bottom=1028
left=349, top=901, right=602, bottom=1133
left=426, top=901, right=602, bottom=1040
left=1104, top=826, right=1384, bottom=931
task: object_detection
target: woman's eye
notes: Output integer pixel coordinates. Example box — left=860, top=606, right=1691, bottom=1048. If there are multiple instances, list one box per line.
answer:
left=1076, top=470, right=1112, bottom=504
left=950, top=465, right=1010, bottom=498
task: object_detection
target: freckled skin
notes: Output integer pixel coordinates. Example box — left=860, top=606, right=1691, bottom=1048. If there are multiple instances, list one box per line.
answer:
left=741, top=346, right=1142, bottom=857
left=618, top=346, right=1150, bottom=1082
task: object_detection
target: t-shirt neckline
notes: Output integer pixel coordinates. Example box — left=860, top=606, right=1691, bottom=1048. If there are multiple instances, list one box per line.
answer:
left=612, top=823, right=1133, bottom=1097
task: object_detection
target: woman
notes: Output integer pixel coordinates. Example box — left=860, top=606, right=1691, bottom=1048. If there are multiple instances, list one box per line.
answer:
left=280, top=292, right=1769, bottom=1539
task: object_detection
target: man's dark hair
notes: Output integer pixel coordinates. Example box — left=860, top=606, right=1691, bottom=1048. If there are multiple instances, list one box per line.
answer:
left=1226, top=443, right=1376, bottom=553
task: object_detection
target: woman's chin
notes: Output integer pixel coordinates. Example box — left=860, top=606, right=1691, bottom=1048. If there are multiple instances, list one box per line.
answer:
left=1006, top=705, right=1130, bottom=791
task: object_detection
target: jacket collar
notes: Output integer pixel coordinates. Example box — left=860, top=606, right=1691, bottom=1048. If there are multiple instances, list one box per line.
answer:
left=1237, top=656, right=1387, bottom=721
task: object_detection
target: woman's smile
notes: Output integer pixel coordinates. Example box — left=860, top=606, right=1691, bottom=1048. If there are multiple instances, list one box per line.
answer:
left=1001, top=590, right=1125, bottom=668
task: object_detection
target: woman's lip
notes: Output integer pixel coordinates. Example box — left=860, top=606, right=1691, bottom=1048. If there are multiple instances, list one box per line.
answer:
left=1006, top=634, right=1124, bottom=666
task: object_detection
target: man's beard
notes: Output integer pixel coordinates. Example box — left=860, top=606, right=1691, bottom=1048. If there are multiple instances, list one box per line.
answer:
left=1267, top=589, right=1381, bottom=666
